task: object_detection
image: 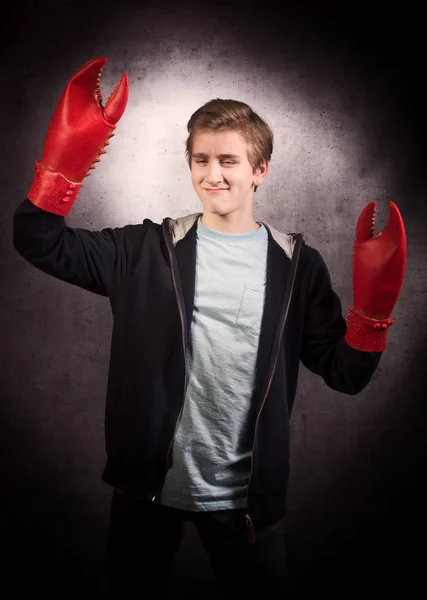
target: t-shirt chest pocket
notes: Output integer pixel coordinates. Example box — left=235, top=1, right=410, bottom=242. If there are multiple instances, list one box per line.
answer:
left=236, top=283, right=265, bottom=336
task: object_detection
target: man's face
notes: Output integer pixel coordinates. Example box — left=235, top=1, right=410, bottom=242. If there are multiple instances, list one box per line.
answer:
left=190, top=130, right=268, bottom=219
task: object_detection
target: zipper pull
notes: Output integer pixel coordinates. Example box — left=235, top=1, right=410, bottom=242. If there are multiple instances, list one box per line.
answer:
left=245, top=514, right=255, bottom=544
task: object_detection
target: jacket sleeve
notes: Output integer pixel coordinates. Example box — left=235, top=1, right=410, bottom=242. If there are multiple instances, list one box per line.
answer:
left=13, top=198, right=145, bottom=298
left=300, top=248, right=382, bottom=395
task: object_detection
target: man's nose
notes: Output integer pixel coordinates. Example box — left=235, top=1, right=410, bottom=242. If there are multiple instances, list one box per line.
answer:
left=206, top=163, right=224, bottom=183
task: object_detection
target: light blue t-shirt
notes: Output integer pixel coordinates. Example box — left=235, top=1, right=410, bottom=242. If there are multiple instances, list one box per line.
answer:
left=160, top=216, right=268, bottom=511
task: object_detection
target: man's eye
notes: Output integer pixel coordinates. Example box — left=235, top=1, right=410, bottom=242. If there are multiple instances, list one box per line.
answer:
left=196, top=160, right=234, bottom=164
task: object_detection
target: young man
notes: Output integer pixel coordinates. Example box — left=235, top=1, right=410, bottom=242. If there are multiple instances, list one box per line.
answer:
left=13, top=58, right=406, bottom=599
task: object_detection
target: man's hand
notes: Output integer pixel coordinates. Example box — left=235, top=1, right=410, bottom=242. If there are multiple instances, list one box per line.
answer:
left=344, top=201, right=407, bottom=352
left=27, top=57, right=129, bottom=216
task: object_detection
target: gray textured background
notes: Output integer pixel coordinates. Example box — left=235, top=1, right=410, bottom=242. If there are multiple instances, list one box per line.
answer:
left=2, top=0, right=426, bottom=597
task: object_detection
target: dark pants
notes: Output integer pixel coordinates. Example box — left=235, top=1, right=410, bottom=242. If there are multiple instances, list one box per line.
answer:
left=105, top=489, right=289, bottom=599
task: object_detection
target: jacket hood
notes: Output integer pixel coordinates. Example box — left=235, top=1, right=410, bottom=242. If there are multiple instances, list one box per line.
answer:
left=164, top=212, right=299, bottom=261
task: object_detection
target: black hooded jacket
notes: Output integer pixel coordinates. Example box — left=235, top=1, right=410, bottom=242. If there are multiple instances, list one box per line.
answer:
left=13, top=197, right=382, bottom=534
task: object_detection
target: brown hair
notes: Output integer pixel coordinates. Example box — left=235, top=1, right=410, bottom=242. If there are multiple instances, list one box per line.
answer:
left=185, top=99, right=273, bottom=193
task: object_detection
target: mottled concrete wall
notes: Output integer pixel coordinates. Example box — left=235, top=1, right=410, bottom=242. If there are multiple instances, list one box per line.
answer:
left=2, top=0, right=426, bottom=596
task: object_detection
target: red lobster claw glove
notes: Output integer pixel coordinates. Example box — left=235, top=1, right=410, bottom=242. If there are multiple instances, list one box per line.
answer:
left=344, top=201, right=407, bottom=352
left=27, top=57, right=129, bottom=216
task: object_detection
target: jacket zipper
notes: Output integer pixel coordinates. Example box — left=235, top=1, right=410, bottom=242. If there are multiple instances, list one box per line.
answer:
left=152, top=224, right=188, bottom=502
left=244, top=235, right=302, bottom=543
